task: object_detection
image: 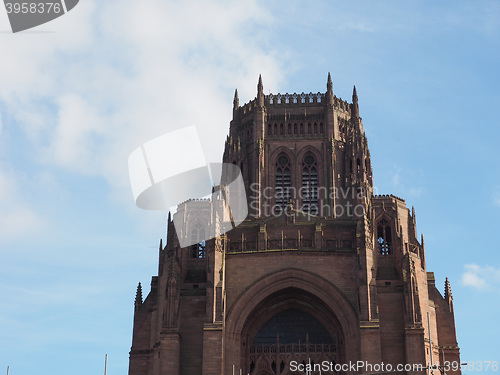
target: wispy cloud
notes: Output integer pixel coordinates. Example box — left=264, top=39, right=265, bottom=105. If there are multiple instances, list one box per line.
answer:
left=0, top=0, right=285, bottom=242
left=0, top=163, right=46, bottom=243
left=0, top=0, right=284, bottom=183
left=386, top=164, right=424, bottom=198
left=493, top=186, right=500, bottom=206
left=462, top=264, right=500, bottom=290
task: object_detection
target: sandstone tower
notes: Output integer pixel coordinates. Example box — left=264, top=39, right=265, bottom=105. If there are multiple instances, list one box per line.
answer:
left=128, top=75, right=461, bottom=375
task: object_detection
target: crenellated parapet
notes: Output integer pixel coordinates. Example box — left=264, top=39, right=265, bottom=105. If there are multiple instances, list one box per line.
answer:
left=233, top=92, right=353, bottom=118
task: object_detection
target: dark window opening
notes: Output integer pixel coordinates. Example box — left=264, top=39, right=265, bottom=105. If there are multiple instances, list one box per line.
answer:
left=252, top=308, right=335, bottom=345
left=377, top=219, right=392, bottom=255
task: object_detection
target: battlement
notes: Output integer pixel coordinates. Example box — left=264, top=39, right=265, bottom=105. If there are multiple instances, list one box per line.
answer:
left=236, top=93, right=352, bottom=117
left=373, top=194, right=406, bottom=202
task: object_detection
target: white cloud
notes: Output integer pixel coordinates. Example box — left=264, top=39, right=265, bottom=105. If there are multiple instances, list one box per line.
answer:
left=0, top=164, right=46, bottom=243
left=493, top=186, right=500, bottom=206
left=0, top=0, right=285, bottom=201
left=462, top=264, right=500, bottom=290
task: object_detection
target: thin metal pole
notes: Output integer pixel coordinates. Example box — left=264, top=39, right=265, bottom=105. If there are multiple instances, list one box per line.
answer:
left=428, top=312, right=434, bottom=375
left=7, top=366, right=9, bottom=375
left=104, top=354, right=108, bottom=375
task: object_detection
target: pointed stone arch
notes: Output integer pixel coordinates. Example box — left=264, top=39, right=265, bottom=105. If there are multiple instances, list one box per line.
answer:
left=223, top=268, right=360, bottom=374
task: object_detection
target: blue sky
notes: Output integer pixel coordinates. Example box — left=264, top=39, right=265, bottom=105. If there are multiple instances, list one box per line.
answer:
left=0, top=0, right=499, bottom=374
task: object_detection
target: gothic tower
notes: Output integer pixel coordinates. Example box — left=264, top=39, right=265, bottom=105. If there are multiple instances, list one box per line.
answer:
left=128, top=75, right=461, bottom=375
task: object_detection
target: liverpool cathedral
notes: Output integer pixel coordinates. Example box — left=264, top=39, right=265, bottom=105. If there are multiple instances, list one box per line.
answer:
left=128, top=75, right=461, bottom=374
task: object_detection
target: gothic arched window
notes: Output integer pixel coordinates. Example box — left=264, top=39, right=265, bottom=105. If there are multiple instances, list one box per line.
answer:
left=275, top=154, right=291, bottom=211
left=377, top=219, right=392, bottom=255
left=301, top=154, right=318, bottom=214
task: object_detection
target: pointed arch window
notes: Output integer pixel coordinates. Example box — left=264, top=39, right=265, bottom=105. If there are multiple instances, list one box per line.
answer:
left=377, top=219, right=392, bottom=255
left=301, top=154, right=318, bottom=214
left=275, top=155, right=291, bottom=211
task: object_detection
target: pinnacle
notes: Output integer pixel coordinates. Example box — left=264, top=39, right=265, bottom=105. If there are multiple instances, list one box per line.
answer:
left=327, top=72, right=333, bottom=91
left=444, top=277, right=453, bottom=300
left=233, top=88, right=239, bottom=109
left=257, top=74, right=263, bottom=94
left=135, top=282, right=143, bottom=305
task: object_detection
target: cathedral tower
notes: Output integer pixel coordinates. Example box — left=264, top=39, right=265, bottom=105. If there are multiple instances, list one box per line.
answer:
left=128, top=75, right=461, bottom=375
